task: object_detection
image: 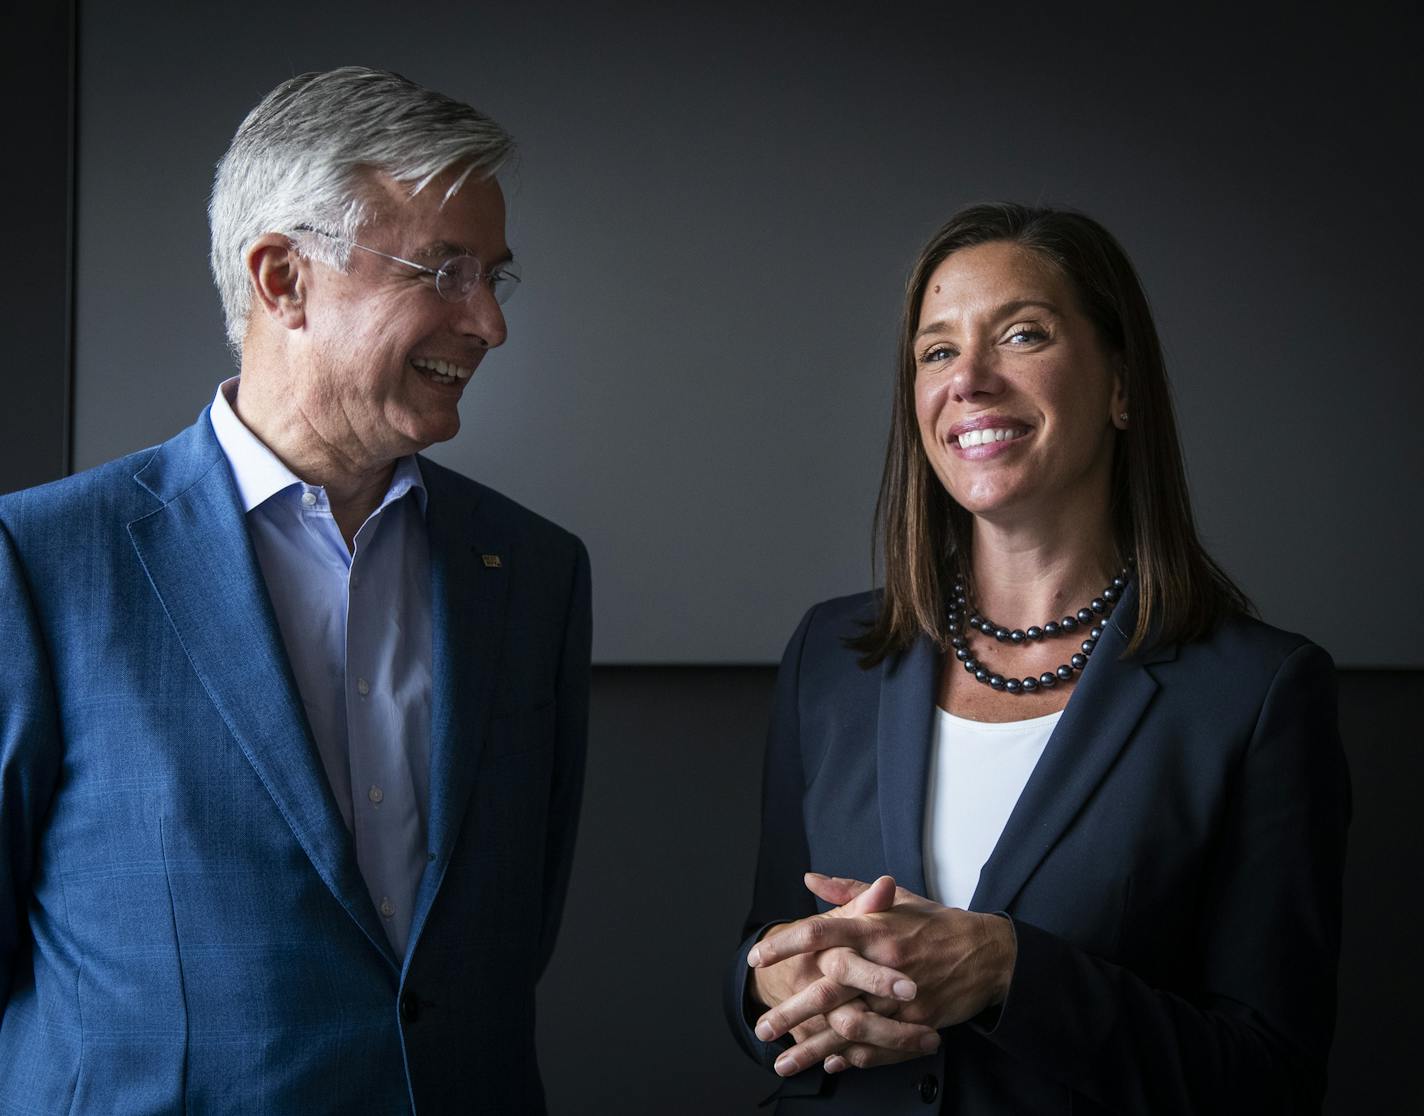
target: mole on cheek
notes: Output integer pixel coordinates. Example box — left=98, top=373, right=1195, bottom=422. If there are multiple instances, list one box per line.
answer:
left=933, top=284, right=941, bottom=293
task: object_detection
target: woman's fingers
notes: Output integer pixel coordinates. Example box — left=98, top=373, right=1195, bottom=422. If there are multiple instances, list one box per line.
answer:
left=805, top=872, right=895, bottom=912
left=748, top=914, right=886, bottom=968
left=825, top=1039, right=932, bottom=1073
left=773, top=1019, right=850, bottom=1077
left=806, top=872, right=920, bottom=912
left=754, top=946, right=916, bottom=1041
left=755, top=974, right=858, bottom=1042
left=774, top=1000, right=939, bottom=1077
left=825, top=999, right=940, bottom=1054
left=816, top=945, right=917, bottom=1003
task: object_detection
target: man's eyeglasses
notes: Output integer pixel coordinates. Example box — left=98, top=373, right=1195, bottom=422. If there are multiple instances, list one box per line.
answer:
left=294, top=227, right=521, bottom=305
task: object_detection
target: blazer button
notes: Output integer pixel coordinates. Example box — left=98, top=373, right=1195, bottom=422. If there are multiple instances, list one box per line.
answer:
left=917, top=1073, right=939, bottom=1103
left=400, top=992, right=420, bottom=1024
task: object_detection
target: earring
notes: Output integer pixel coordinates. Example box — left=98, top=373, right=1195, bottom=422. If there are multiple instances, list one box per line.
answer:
left=1119, top=411, right=1128, bottom=424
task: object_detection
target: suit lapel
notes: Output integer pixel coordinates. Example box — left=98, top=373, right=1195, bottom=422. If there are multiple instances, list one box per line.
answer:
left=970, top=583, right=1172, bottom=913
left=875, top=635, right=940, bottom=896
left=126, top=414, right=397, bottom=968
left=405, top=461, right=510, bottom=956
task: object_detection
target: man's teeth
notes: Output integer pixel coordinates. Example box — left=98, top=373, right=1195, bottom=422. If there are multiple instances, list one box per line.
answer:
left=957, top=427, right=1028, bottom=448
left=411, top=357, right=473, bottom=383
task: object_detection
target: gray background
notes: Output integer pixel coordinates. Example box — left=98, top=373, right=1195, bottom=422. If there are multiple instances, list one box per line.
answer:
left=6, top=3, right=1422, bottom=1113
left=67, top=1, right=1421, bottom=666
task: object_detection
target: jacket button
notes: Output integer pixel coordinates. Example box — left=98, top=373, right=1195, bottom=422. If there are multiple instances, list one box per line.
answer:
left=400, top=992, right=419, bottom=1024
left=918, top=1073, right=939, bottom=1103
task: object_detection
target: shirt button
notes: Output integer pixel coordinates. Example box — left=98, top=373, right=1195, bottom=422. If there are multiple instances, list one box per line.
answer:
left=349, top=572, right=360, bottom=589
left=368, top=785, right=384, bottom=804
left=357, top=678, right=370, bottom=696
left=301, top=491, right=317, bottom=507
left=380, top=897, right=395, bottom=918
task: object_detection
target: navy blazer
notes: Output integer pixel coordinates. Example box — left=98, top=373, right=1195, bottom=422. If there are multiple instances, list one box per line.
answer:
left=0, top=411, right=590, bottom=1113
left=728, top=589, right=1349, bottom=1114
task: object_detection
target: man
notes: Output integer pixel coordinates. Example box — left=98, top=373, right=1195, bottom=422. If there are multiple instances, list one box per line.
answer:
left=0, top=67, right=589, bottom=1113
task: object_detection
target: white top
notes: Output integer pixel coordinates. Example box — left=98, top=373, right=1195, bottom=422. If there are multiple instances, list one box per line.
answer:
left=922, top=706, right=1062, bottom=910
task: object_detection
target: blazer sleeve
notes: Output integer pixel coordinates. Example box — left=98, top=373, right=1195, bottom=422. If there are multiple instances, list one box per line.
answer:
left=0, top=516, right=63, bottom=1014
left=724, top=604, right=823, bottom=1075
left=976, top=640, right=1351, bottom=1114
left=535, top=537, right=592, bottom=979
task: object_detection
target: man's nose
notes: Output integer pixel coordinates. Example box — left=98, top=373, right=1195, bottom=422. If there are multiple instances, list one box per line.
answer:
left=454, top=282, right=507, bottom=349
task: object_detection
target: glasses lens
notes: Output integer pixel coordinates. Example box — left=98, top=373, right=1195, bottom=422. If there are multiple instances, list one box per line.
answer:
left=434, top=256, right=521, bottom=305
left=434, top=257, right=480, bottom=303
left=490, top=259, right=521, bottom=306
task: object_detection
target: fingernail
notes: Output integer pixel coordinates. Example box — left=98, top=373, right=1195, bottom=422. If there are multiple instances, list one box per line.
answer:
left=919, top=1032, right=941, bottom=1053
left=774, top=1055, right=796, bottom=1076
left=755, top=1021, right=774, bottom=1042
left=806, top=871, right=826, bottom=880
left=824, top=1055, right=847, bottom=1074
left=893, top=979, right=916, bottom=1001
left=747, top=947, right=762, bottom=966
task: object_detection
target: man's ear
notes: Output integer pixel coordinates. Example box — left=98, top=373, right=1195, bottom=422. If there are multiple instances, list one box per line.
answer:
left=245, top=234, right=306, bottom=331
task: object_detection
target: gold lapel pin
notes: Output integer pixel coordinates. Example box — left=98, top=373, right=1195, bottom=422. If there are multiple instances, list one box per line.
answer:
left=481, top=554, right=503, bottom=568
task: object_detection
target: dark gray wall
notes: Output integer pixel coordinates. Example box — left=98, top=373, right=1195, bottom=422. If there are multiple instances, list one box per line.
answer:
left=65, top=1, right=1422, bottom=666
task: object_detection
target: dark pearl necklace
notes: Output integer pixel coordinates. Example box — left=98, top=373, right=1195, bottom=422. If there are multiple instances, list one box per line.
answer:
left=947, top=568, right=1129, bottom=695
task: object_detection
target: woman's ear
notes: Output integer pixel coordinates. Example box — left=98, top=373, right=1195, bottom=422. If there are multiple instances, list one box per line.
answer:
left=1111, top=358, right=1129, bottom=429
left=244, top=233, right=306, bottom=331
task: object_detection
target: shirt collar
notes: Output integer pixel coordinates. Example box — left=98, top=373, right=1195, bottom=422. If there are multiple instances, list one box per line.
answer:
left=208, top=377, right=427, bottom=517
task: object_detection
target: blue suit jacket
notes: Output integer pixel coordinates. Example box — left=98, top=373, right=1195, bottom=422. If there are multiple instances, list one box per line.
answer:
left=0, top=411, right=590, bottom=1114
left=728, top=590, right=1349, bottom=1115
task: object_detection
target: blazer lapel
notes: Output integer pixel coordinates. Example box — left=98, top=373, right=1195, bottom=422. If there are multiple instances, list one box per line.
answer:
left=126, top=414, right=396, bottom=967
left=405, top=462, right=510, bottom=956
left=876, top=635, right=940, bottom=896
left=970, top=583, right=1173, bottom=914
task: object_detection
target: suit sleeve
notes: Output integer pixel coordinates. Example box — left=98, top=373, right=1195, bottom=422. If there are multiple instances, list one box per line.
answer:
left=535, top=537, right=591, bottom=979
left=977, top=641, right=1350, bottom=1114
left=724, top=604, right=824, bottom=1075
left=0, top=516, right=62, bottom=1014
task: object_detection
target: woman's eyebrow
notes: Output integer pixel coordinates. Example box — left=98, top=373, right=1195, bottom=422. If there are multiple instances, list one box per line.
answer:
left=914, top=299, right=1061, bottom=341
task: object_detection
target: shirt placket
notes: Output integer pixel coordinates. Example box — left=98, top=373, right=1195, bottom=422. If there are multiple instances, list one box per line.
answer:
left=344, top=499, right=418, bottom=957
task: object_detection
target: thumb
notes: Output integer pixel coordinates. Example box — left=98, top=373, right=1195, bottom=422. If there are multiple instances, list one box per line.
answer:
left=805, top=872, right=897, bottom=914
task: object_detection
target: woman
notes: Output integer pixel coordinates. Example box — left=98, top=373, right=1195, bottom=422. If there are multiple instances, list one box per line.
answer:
left=726, top=204, right=1349, bottom=1114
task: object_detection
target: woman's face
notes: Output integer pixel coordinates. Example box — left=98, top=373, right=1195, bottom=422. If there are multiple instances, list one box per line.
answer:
left=913, top=240, right=1126, bottom=526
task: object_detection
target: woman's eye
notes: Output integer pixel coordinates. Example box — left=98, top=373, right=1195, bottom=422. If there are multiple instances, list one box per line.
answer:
left=1006, top=326, right=1047, bottom=345
left=920, top=345, right=956, bottom=364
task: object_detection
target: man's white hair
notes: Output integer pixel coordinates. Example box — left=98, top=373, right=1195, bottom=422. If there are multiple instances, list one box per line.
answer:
left=208, top=66, right=514, bottom=355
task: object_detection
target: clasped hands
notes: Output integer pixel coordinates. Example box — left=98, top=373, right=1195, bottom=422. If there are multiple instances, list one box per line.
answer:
left=747, top=873, right=1016, bottom=1077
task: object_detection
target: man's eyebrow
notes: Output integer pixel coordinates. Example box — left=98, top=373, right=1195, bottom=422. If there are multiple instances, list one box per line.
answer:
left=913, top=299, right=1061, bottom=340
left=412, top=240, right=514, bottom=265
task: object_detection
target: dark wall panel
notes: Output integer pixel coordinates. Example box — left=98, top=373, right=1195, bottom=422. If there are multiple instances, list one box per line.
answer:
left=1, top=1, right=73, bottom=494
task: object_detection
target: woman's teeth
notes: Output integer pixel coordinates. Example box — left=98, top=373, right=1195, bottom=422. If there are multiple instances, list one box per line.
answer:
left=411, top=357, right=473, bottom=385
left=957, top=426, right=1028, bottom=448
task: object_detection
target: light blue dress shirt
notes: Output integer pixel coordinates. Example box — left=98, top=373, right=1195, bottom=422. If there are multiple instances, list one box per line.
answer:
left=209, top=379, right=432, bottom=957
